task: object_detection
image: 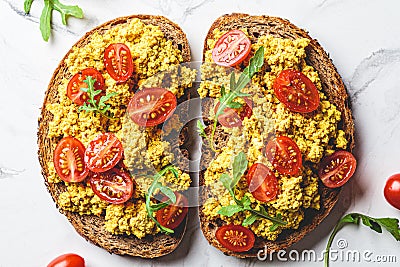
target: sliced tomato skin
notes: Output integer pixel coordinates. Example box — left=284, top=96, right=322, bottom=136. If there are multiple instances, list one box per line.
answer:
left=84, top=133, right=123, bottom=173
left=265, top=136, right=302, bottom=176
left=212, top=30, right=251, bottom=67
left=104, top=43, right=134, bottom=83
left=156, top=192, right=188, bottom=229
left=128, top=87, right=177, bottom=127
left=47, top=253, right=85, bottom=267
left=89, top=167, right=134, bottom=204
left=215, top=97, right=253, bottom=128
left=273, top=69, right=320, bottom=113
left=215, top=225, right=255, bottom=252
left=246, top=163, right=279, bottom=202
left=318, top=151, right=357, bottom=188
left=67, top=68, right=105, bottom=106
left=384, top=174, right=400, bottom=210
left=53, top=137, right=89, bottom=183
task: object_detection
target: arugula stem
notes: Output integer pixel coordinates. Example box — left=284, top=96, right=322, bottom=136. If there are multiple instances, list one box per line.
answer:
left=144, top=165, right=179, bottom=234
left=246, top=208, right=287, bottom=226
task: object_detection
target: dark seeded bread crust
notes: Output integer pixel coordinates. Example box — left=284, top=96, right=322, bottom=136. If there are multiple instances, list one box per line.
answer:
left=199, top=13, right=355, bottom=258
left=37, top=15, right=191, bottom=258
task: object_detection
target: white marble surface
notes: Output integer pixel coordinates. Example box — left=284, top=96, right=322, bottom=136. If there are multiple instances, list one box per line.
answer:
left=1, top=0, right=400, bottom=266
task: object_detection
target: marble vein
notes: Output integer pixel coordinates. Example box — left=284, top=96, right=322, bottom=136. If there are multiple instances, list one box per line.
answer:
left=349, top=49, right=400, bottom=103
left=152, top=0, right=214, bottom=23
left=0, top=166, right=23, bottom=179
left=3, top=0, right=80, bottom=37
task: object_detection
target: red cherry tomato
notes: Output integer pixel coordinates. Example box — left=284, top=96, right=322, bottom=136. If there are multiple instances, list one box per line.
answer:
left=265, top=136, right=302, bottom=176
left=215, top=225, right=255, bottom=252
left=128, top=87, right=177, bottom=127
left=246, top=163, right=279, bottom=202
left=215, top=97, right=253, bottom=128
left=67, top=68, right=105, bottom=106
left=384, top=174, right=400, bottom=210
left=104, top=43, right=134, bottom=83
left=273, top=69, right=320, bottom=113
left=156, top=192, right=188, bottom=229
left=84, top=133, right=123, bottom=173
left=318, top=151, right=357, bottom=188
left=53, top=137, right=89, bottom=183
left=89, top=167, right=134, bottom=204
left=212, top=30, right=251, bottom=67
left=47, top=253, right=85, bottom=267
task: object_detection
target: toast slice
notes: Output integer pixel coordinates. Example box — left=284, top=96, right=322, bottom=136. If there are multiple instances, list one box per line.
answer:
left=37, top=15, right=191, bottom=258
left=198, top=13, right=355, bottom=258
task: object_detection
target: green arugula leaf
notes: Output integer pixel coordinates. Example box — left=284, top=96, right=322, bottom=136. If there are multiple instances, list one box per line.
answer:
left=196, top=120, right=207, bottom=138
left=242, top=213, right=260, bottom=226
left=40, top=0, right=52, bottom=42
left=221, top=85, right=226, bottom=97
left=232, top=151, right=248, bottom=188
left=51, top=0, right=83, bottom=25
left=159, top=186, right=177, bottom=204
left=78, top=76, right=117, bottom=119
left=239, top=195, right=251, bottom=208
left=201, top=46, right=265, bottom=152
left=218, top=205, right=244, bottom=217
left=269, top=214, right=283, bottom=231
left=218, top=152, right=287, bottom=228
left=24, top=0, right=34, bottom=13
left=150, top=202, right=170, bottom=211
left=324, top=213, right=400, bottom=267
left=145, top=165, right=180, bottom=234
left=219, top=173, right=234, bottom=197
left=28, top=0, right=83, bottom=41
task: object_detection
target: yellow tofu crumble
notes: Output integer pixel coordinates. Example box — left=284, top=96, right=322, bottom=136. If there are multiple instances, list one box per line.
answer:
left=47, top=18, right=192, bottom=238
left=199, top=30, right=347, bottom=240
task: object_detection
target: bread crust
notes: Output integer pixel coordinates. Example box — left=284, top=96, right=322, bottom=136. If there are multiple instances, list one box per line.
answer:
left=37, top=15, right=191, bottom=258
left=198, top=13, right=355, bottom=258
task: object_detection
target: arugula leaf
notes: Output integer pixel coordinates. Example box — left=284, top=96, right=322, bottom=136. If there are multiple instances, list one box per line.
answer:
left=218, top=205, right=244, bottom=217
left=196, top=120, right=207, bottom=138
left=40, top=0, right=52, bottom=42
left=242, top=213, right=260, bottom=226
left=144, top=165, right=179, bottom=234
left=51, top=0, right=83, bottom=25
left=219, top=173, right=234, bottom=197
left=24, top=0, right=34, bottom=13
left=200, top=46, right=265, bottom=152
left=232, top=151, right=248, bottom=188
left=217, top=152, right=286, bottom=228
left=159, top=185, right=177, bottom=204
left=324, top=213, right=400, bottom=267
left=25, top=0, right=83, bottom=41
left=78, top=76, right=118, bottom=119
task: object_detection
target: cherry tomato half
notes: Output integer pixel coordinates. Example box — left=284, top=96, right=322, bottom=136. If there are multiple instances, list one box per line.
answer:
left=384, top=174, right=400, bottom=210
left=212, top=30, right=251, bottom=67
left=318, top=151, right=357, bottom=188
left=128, top=87, right=177, bottom=127
left=47, top=253, right=85, bottom=267
left=104, top=43, right=134, bottom=83
left=215, top=225, right=255, bottom=252
left=89, top=167, right=134, bottom=204
left=84, top=133, right=123, bottom=173
left=265, top=136, right=302, bottom=176
left=215, top=97, right=253, bottom=128
left=53, top=137, right=89, bottom=183
left=273, top=69, right=320, bottom=113
left=246, top=163, right=279, bottom=202
left=67, top=68, right=105, bottom=106
left=156, top=192, right=188, bottom=229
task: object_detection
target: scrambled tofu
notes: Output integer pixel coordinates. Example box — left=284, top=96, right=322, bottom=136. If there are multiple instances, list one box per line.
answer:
left=200, top=29, right=347, bottom=240
left=47, top=18, right=193, bottom=238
